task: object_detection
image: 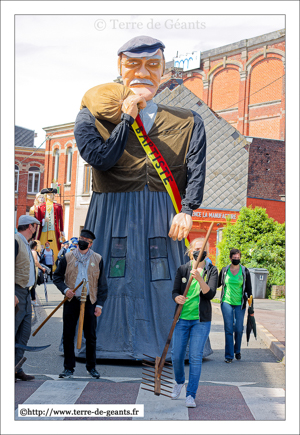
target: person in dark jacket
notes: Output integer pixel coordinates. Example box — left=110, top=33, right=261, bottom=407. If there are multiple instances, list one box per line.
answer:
left=218, top=248, right=253, bottom=363
left=171, top=238, right=218, bottom=408
left=53, top=229, right=108, bottom=379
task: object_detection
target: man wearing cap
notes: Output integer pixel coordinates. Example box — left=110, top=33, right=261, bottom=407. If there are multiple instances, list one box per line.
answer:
left=15, top=215, right=40, bottom=381
left=53, top=229, right=108, bottom=378
left=73, top=35, right=206, bottom=359
left=35, top=188, right=64, bottom=263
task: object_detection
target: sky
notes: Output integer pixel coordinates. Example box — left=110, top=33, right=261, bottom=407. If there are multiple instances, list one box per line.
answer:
left=14, top=13, right=287, bottom=147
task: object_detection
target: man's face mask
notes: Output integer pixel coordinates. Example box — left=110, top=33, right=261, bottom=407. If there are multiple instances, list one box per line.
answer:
left=78, top=240, right=89, bottom=251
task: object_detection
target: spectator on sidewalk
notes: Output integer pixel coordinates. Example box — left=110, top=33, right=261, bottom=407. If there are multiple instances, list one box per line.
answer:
left=15, top=215, right=40, bottom=381
left=218, top=248, right=253, bottom=363
left=29, top=240, right=46, bottom=306
left=55, top=241, right=69, bottom=267
left=43, top=242, right=54, bottom=280
left=53, top=229, right=108, bottom=379
left=171, top=238, right=218, bottom=408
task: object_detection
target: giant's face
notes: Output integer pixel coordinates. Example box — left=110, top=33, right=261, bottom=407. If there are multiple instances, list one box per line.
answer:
left=37, top=194, right=45, bottom=204
left=119, top=49, right=164, bottom=101
left=46, top=193, right=55, bottom=202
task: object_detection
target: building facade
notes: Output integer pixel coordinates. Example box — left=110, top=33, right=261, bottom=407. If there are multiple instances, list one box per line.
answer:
left=42, top=123, right=77, bottom=240
left=15, top=126, right=45, bottom=226
left=161, top=29, right=285, bottom=140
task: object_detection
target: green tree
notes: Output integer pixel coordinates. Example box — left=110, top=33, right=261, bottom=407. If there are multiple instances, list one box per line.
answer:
left=217, top=206, right=285, bottom=295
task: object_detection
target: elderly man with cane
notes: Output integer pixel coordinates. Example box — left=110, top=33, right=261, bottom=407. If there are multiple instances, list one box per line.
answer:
left=53, top=229, right=108, bottom=378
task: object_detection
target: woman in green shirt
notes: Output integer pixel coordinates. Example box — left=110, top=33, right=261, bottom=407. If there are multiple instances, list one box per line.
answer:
left=218, top=248, right=253, bottom=363
left=171, top=238, right=218, bottom=408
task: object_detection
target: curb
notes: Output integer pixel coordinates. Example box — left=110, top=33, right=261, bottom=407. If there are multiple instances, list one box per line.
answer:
left=211, top=303, right=285, bottom=364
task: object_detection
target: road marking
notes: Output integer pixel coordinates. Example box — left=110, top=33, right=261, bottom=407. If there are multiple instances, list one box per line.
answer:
left=15, top=380, right=88, bottom=420
left=239, top=387, right=285, bottom=420
left=133, top=383, right=188, bottom=420
left=203, top=381, right=257, bottom=387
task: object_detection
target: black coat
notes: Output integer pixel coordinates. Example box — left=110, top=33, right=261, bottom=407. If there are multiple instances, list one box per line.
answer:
left=172, top=261, right=218, bottom=322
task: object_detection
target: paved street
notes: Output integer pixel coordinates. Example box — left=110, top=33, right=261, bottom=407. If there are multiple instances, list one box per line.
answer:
left=13, top=281, right=286, bottom=424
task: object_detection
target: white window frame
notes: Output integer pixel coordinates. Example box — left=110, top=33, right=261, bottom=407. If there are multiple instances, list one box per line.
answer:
left=66, top=148, right=73, bottom=184
left=53, top=149, right=59, bottom=182
left=27, top=167, right=40, bottom=194
left=15, top=165, right=19, bottom=192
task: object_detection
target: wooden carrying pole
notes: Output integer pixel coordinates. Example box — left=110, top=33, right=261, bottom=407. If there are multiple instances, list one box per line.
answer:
left=32, top=280, right=84, bottom=336
left=77, top=280, right=87, bottom=349
left=156, top=222, right=214, bottom=388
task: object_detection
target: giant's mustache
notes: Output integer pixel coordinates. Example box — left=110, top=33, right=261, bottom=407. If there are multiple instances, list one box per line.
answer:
left=130, top=79, right=154, bottom=86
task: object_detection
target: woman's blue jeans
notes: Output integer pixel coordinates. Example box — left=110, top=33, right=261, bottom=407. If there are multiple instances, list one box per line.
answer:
left=221, top=302, right=246, bottom=360
left=171, top=319, right=211, bottom=399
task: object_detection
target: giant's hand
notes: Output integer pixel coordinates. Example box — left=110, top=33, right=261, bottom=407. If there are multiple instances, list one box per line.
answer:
left=121, top=95, right=147, bottom=119
left=168, top=213, right=193, bottom=241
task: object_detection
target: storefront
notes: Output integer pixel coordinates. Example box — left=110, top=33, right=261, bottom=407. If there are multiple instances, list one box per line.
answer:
left=190, top=208, right=240, bottom=264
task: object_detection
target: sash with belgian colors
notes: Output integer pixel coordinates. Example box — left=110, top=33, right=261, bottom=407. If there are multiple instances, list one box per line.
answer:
left=132, top=114, right=190, bottom=248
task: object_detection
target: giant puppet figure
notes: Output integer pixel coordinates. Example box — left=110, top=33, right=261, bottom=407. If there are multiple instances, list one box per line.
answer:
left=35, top=187, right=64, bottom=262
left=73, top=36, right=207, bottom=360
left=29, top=191, right=45, bottom=217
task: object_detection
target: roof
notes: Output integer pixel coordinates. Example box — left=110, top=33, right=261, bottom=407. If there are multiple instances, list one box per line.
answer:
left=153, top=83, right=250, bottom=210
left=15, top=126, right=35, bottom=148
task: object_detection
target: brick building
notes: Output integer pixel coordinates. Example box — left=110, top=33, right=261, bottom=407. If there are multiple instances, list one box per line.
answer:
left=15, top=126, right=45, bottom=226
left=42, top=123, right=77, bottom=240
left=161, top=29, right=285, bottom=140
left=246, top=137, right=285, bottom=224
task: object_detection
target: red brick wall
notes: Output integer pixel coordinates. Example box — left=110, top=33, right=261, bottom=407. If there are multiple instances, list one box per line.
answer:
left=211, top=68, right=240, bottom=112
left=183, top=75, right=203, bottom=100
left=15, top=147, right=45, bottom=225
left=247, top=197, right=285, bottom=224
left=247, top=137, right=285, bottom=201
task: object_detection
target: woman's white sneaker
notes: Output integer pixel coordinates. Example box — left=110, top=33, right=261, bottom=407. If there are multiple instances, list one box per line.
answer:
left=171, top=383, right=185, bottom=399
left=186, top=395, right=196, bottom=408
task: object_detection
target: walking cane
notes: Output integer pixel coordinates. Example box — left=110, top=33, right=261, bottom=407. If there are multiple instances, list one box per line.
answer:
left=141, top=222, right=215, bottom=397
left=32, top=280, right=84, bottom=336
left=77, top=280, right=88, bottom=349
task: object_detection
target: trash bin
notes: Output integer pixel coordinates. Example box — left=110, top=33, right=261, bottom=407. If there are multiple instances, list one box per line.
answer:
left=249, top=268, right=269, bottom=299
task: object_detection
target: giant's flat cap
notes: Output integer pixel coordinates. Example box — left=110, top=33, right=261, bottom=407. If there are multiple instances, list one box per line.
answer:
left=117, top=35, right=165, bottom=57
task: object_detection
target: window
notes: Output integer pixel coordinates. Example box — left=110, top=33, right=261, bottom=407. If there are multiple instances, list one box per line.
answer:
left=27, top=166, right=40, bottom=194
left=149, top=237, right=170, bottom=281
left=66, top=147, right=73, bottom=184
left=83, top=165, right=91, bottom=194
left=53, top=149, right=60, bottom=181
left=15, top=165, right=19, bottom=192
left=109, top=237, right=127, bottom=278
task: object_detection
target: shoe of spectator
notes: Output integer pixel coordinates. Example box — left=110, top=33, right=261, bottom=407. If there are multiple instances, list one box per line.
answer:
left=225, top=358, right=233, bottom=363
left=87, top=368, right=100, bottom=379
left=235, top=353, right=241, bottom=360
left=171, top=383, right=185, bottom=399
left=186, top=395, right=196, bottom=408
left=31, top=301, right=39, bottom=306
left=15, top=371, right=35, bottom=381
left=59, top=369, right=74, bottom=378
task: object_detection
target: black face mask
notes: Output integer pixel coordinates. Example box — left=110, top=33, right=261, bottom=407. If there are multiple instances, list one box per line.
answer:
left=231, top=259, right=240, bottom=265
left=78, top=240, right=89, bottom=250
left=193, top=250, right=207, bottom=262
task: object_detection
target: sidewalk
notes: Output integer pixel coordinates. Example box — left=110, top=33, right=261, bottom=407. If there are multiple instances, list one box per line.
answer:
left=213, top=290, right=285, bottom=362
